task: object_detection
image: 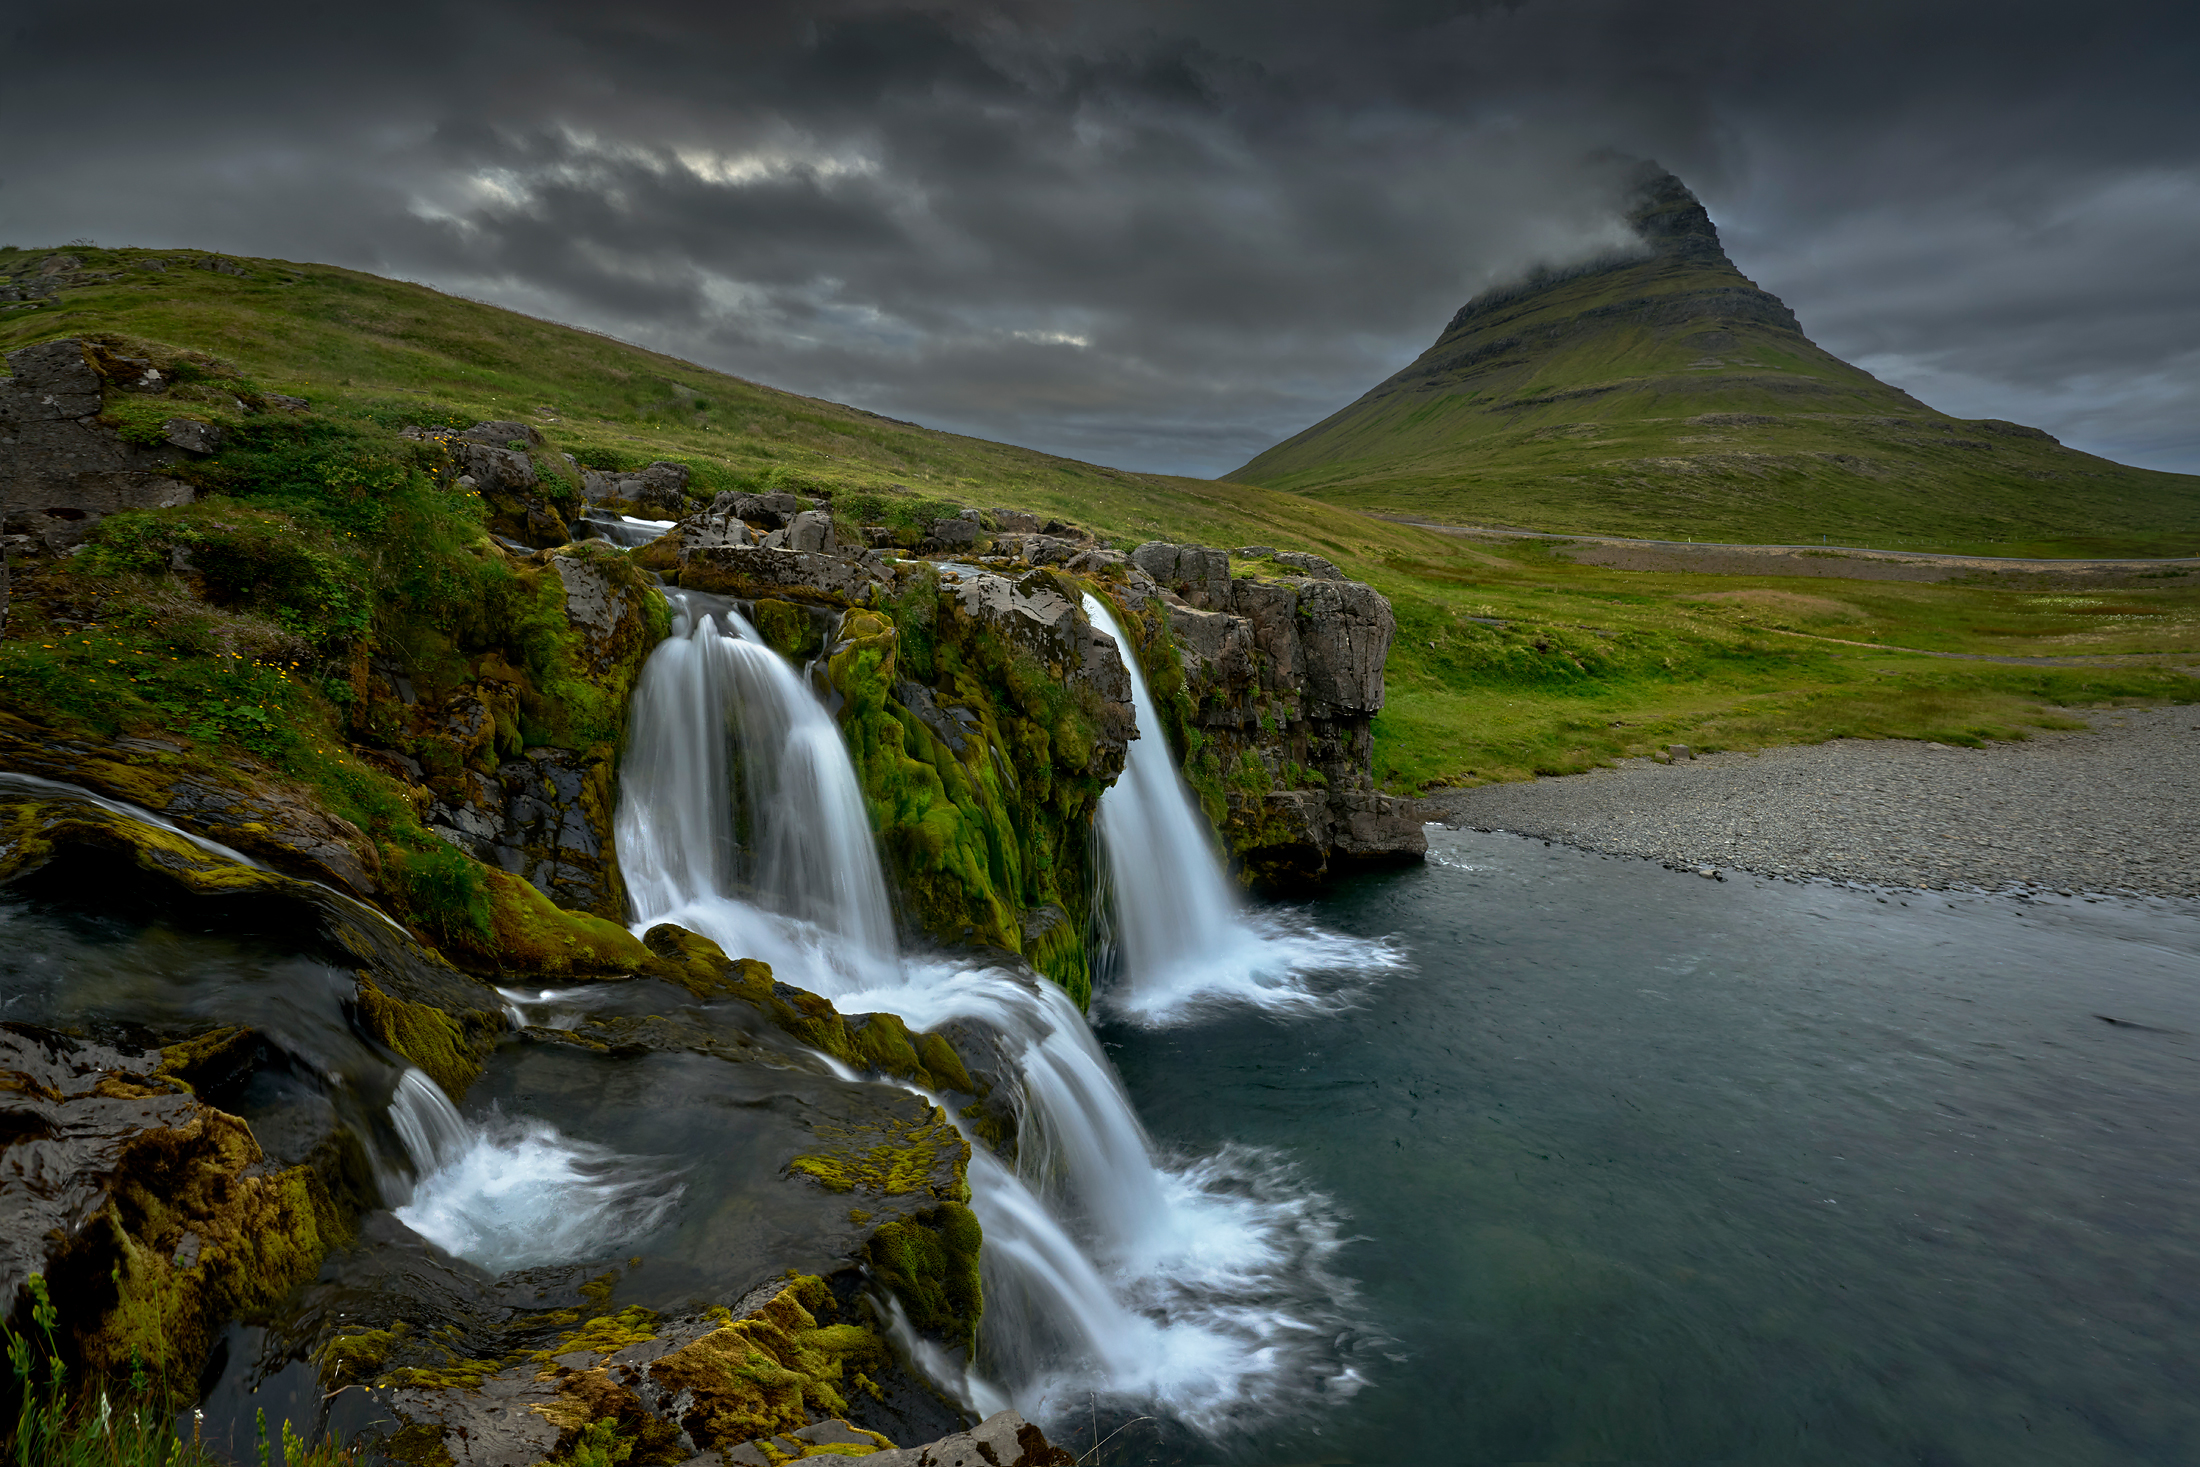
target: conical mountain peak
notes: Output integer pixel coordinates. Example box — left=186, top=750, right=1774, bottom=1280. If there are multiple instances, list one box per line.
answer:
left=1225, top=169, right=2190, bottom=544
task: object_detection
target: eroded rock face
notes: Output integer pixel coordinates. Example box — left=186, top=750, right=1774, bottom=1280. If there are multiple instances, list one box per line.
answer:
left=1114, top=542, right=1424, bottom=885
left=0, top=337, right=198, bottom=550
left=940, top=567, right=1134, bottom=751
left=424, top=748, right=619, bottom=913
left=0, top=1025, right=355, bottom=1389
left=678, top=544, right=890, bottom=605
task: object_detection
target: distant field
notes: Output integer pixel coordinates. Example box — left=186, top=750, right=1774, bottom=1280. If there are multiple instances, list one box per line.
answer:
left=5, top=243, right=2193, bottom=795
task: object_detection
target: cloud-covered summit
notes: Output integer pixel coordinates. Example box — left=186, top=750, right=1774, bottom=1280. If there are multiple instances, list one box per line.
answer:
left=3, top=0, right=2195, bottom=476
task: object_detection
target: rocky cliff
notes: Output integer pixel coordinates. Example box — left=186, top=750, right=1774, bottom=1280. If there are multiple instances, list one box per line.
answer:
left=1110, top=540, right=1425, bottom=885
left=0, top=323, right=1416, bottom=1466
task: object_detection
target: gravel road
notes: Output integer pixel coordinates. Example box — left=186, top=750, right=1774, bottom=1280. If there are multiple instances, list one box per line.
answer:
left=1422, top=706, right=2200, bottom=897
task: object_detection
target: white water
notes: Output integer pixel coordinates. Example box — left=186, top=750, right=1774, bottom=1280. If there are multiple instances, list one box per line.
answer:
left=581, top=510, right=677, bottom=548
left=842, top=966, right=1365, bottom=1431
left=1080, top=595, right=1404, bottom=1025
left=616, top=594, right=896, bottom=991
left=384, top=1067, right=683, bottom=1274
left=609, top=588, right=1371, bottom=1432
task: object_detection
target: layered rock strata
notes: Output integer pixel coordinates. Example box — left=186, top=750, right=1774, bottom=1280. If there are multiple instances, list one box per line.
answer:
left=1112, top=541, right=1425, bottom=885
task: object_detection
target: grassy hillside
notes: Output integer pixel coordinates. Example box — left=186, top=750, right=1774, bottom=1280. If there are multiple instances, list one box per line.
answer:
left=2, top=241, right=2192, bottom=812
left=1232, top=172, right=2200, bottom=555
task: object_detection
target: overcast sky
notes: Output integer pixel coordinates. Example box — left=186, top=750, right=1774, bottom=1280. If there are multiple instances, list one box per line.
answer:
left=4, top=0, right=2195, bottom=478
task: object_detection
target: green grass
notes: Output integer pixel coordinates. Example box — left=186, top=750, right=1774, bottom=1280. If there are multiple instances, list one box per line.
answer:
left=3, top=242, right=2194, bottom=808
left=5, top=1275, right=364, bottom=1466
left=1226, top=207, right=2200, bottom=552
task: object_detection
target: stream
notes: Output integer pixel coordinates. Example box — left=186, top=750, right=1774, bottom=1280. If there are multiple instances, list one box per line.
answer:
left=5, top=582, right=2197, bottom=1465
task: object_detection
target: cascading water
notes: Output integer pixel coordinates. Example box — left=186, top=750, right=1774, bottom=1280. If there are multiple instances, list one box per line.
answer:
left=384, top=1065, right=684, bottom=1274
left=576, top=509, right=678, bottom=547
left=617, top=592, right=897, bottom=991
left=615, top=585, right=1375, bottom=1434
left=1081, top=594, right=1404, bottom=1024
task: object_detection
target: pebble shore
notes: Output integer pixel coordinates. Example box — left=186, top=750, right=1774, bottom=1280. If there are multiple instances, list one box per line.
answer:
left=1422, top=706, right=2200, bottom=898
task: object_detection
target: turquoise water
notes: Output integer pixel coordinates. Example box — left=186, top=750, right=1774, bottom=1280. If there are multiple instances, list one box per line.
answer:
left=1103, top=828, right=2200, bottom=1465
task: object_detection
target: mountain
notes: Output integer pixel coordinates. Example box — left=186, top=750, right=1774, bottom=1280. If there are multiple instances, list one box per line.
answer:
left=1229, top=166, right=2200, bottom=552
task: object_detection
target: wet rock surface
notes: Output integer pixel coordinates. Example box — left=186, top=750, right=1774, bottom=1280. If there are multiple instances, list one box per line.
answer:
left=679, top=543, right=891, bottom=604
left=1424, top=706, right=2200, bottom=896
left=0, top=1024, right=358, bottom=1388
left=0, top=714, right=382, bottom=896
left=1118, top=541, right=1424, bottom=884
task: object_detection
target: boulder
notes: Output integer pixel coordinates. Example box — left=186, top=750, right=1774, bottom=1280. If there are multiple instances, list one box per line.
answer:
left=1272, top=549, right=1344, bottom=580
left=161, top=417, right=224, bottom=454
left=991, top=509, right=1042, bottom=533
left=1129, top=541, right=1233, bottom=609
left=680, top=545, right=889, bottom=606
left=927, top=516, right=981, bottom=549
left=786, top=508, right=838, bottom=553
left=715, top=490, right=799, bottom=528
left=457, top=420, right=545, bottom=448
left=449, top=440, right=537, bottom=495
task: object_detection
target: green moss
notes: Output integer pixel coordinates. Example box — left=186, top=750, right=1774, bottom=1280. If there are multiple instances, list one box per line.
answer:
left=534, top=1307, right=660, bottom=1362
left=827, top=601, right=1111, bottom=1009
left=643, top=1277, right=888, bottom=1453
left=317, top=1322, right=410, bottom=1387
left=354, top=980, right=500, bottom=1096
left=787, top=1105, right=970, bottom=1198
left=77, top=1107, right=357, bottom=1397
left=752, top=598, right=823, bottom=660
left=864, top=1205, right=985, bottom=1353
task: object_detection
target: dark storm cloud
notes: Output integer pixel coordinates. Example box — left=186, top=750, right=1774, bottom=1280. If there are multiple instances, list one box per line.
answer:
left=4, top=0, right=2196, bottom=475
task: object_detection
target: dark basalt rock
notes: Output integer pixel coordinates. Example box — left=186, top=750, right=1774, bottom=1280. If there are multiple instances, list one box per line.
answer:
left=1115, top=541, right=1424, bottom=885
left=0, top=1023, right=362, bottom=1393
left=0, top=337, right=197, bottom=550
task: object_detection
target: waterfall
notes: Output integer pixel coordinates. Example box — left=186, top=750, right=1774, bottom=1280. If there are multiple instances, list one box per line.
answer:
left=383, top=1065, right=683, bottom=1275
left=576, top=509, right=678, bottom=547
left=617, top=593, right=898, bottom=993
left=614, top=585, right=1368, bottom=1434
left=1081, top=595, right=1404, bottom=1024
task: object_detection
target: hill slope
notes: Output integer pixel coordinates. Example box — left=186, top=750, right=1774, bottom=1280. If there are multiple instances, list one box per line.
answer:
left=1231, top=168, right=2200, bottom=553
left=2, top=240, right=2188, bottom=821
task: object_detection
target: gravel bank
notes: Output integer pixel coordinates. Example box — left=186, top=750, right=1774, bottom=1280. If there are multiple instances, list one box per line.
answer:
left=1422, top=706, right=2200, bottom=897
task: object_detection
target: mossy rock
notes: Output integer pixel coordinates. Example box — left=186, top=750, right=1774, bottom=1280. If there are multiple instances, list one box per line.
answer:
left=826, top=603, right=1106, bottom=1007
left=6, top=1028, right=368, bottom=1402
left=624, top=1276, right=888, bottom=1456
left=864, top=1205, right=985, bottom=1354
left=753, top=597, right=825, bottom=660
left=354, top=979, right=503, bottom=1097
left=638, top=924, right=984, bottom=1099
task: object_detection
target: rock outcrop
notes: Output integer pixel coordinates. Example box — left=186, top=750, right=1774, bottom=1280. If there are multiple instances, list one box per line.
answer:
left=1113, top=541, right=1425, bottom=885
left=401, top=421, right=579, bottom=548
left=0, top=338, right=201, bottom=551
left=0, top=1025, right=358, bottom=1390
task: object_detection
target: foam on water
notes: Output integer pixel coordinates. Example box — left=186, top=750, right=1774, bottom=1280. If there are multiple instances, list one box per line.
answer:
left=1081, top=594, right=1405, bottom=1026
left=385, top=1067, right=682, bottom=1274
left=613, top=583, right=1388, bottom=1435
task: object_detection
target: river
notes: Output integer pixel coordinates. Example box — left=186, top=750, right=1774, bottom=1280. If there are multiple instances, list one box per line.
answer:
left=1102, top=827, right=2200, bottom=1465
